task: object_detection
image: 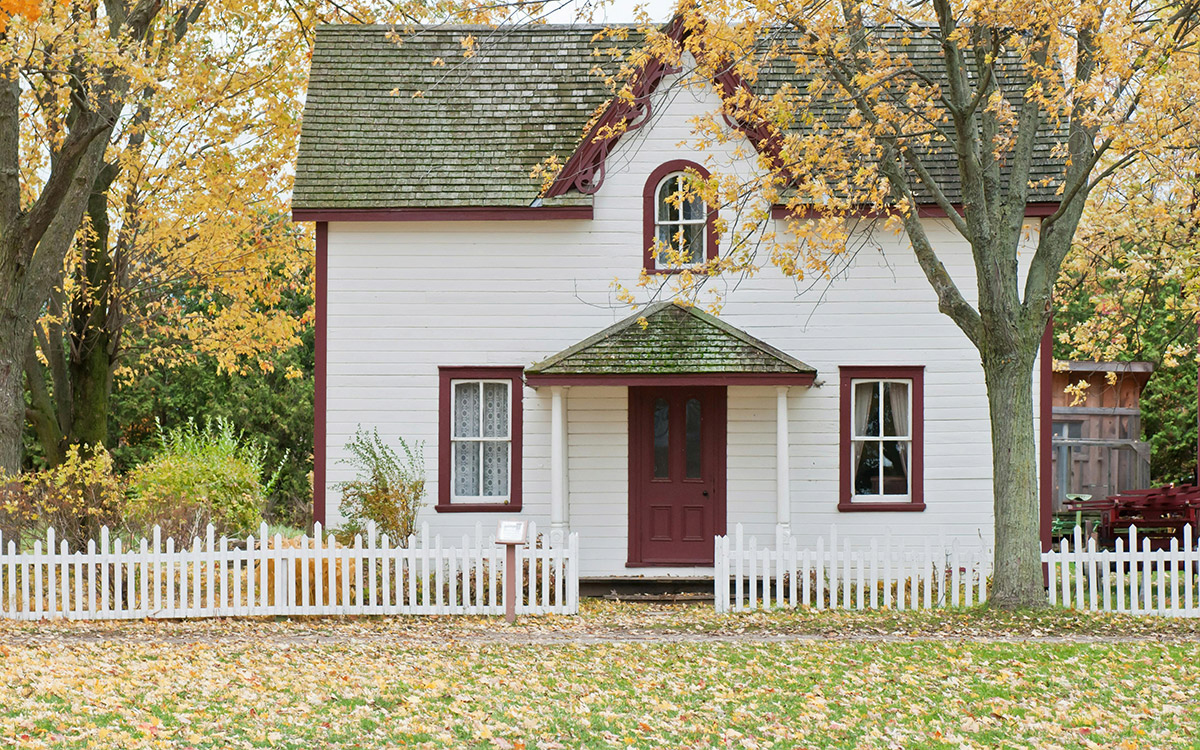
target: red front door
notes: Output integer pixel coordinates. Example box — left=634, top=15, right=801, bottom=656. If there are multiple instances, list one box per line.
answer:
left=628, top=386, right=727, bottom=565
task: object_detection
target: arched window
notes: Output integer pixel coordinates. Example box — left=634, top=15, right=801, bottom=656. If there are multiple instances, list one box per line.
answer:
left=643, top=160, right=717, bottom=273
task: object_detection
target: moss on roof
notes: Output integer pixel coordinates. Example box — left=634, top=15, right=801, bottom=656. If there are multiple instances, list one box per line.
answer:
left=526, top=302, right=816, bottom=375
left=294, top=24, right=626, bottom=210
left=294, top=24, right=1067, bottom=211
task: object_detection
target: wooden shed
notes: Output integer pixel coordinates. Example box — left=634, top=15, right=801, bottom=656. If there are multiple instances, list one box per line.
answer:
left=1050, top=361, right=1153, bottom=511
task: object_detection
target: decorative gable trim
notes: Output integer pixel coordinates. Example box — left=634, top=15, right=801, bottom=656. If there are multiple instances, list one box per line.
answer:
left=543, top=16, right=689, bottom=199
left=543, top=17, right=795, bottom=202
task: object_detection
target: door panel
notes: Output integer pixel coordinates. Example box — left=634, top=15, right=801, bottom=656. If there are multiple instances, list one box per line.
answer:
left=628, top=386, right=726, bottom=565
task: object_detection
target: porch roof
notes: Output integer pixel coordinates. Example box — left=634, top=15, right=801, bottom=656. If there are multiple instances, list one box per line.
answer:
left=525, top=302, right=816, bottom=386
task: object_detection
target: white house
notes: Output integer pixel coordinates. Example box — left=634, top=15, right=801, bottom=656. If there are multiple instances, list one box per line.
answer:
left=291, top=22, right=1058, bottom=579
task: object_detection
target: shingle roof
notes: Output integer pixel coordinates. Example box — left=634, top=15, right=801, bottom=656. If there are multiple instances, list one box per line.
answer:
left=756, top=28, right=1068, bottom=205
left=525, top=302, right=816, bottom=376
left=294, top=24, right=625, bottom=209
left=294, top=23, right=1066, bottom=211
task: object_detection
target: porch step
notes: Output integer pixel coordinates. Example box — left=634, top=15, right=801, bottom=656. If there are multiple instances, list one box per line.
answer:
left=600, top=591, right=715, bottom=604
left=581, top=578, right=713, bottom=600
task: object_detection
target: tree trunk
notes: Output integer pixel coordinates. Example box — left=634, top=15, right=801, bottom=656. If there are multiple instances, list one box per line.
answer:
left=67, top=181, right=117, bottom=452
left=0, top=315, right=23, bottom=474
left=23, top=341, right=67, bottom=466
left=983, top=346, right=1046, bottom=608
left=68, top=331, right=112, bottom=451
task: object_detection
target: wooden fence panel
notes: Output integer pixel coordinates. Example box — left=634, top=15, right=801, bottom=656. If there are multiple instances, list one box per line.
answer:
left=715, top=524, right=994, bottom=613
left=1039, top=525, right=1200, bottom=618
left=759, top=523, right=1200, bottom=620
left=0, top=522, right=580, bottom=621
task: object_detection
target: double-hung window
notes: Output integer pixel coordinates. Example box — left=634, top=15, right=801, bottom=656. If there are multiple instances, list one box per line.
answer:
left=839, top=366, right=925, bottom=511
left=438, top=367, right=523, bottom=511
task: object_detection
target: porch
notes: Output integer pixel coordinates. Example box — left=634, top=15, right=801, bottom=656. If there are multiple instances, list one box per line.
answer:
left=524, top=302, right=816, bottom=578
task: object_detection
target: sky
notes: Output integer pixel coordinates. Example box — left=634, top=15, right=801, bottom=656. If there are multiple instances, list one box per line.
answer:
left=542, top=0, right=679, bottom=24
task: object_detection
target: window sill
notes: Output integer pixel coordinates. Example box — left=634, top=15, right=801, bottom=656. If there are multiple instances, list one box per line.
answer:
left=435, top=502, right=522, bottom=513
left=838, top=501, right=926, bottom=512
left=645, top=265, right=701, bottom=275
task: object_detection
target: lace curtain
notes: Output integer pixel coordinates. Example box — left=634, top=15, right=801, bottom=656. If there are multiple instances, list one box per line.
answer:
left=453, top=381, right=510, bottom=498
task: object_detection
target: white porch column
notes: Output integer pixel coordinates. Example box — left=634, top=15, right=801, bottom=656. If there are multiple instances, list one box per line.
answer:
left=550, top=386, right=568, bottom=534
left=776, top=386, right=790, bottom=533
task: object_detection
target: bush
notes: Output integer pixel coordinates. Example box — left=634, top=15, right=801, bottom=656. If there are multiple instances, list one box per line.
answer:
left=124, top=418, right=281, bottom=542
left=336, top=428, right=424, bottom=544
left=0, top=446, right=122, bottom=551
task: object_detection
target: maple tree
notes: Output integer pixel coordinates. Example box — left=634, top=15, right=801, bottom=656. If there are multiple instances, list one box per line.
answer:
left=0, top=0, right=615, bottom=475
left=0, top=0, right=36, bottom=31
left=611, top=1, right=1200, bottom=606
left=19, top=0, right=313, bottom=467
left=1056, top=161, right=1200, bottom=482
left=0, top=0, right=172, bottom=476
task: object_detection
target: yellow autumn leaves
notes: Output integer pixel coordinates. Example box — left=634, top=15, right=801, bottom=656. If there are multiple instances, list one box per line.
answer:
left=1, top=611, right=1198, bottom=749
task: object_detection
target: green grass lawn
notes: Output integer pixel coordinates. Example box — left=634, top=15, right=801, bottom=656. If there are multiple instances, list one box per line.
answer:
left=1, top=603, right=1198, bottom=749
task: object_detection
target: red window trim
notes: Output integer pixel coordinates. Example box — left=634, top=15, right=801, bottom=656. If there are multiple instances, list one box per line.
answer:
left=437, top=366, right=524, bottom=513
left=643, top=160, right=719, bottom=275
left=838, top=365, right=925, bottom=512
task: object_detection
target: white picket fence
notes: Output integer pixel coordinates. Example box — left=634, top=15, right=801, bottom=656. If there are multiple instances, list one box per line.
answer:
left=1045, top=525, right=1200, bottom=617
left=715, top=524, right=992, bottom=613
left=0, top=521, right=579, bottom=620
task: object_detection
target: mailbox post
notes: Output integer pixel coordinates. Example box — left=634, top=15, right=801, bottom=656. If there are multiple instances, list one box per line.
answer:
left=495, top=520, right=528, bottom=624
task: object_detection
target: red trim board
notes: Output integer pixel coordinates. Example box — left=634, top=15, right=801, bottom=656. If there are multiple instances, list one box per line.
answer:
left=544, top=16, right=688, bottom=198
left=772, top=202, right=1062, bottom=221
left=292, top=206, right=592, bottom=223
left=525, top=372, right=816, bottom=387
left=313, top=222, right=328, bottom=528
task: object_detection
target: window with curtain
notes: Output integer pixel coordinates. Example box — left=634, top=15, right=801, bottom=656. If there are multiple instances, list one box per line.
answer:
left=654, top=172, right=706, bottom=269
left=850, top=379, right=912, bottom=500
left=451, top=379, right=512, bottom=502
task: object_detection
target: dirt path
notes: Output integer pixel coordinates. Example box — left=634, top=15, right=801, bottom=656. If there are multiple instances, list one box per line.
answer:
left=3, top=623, right=1199, bottom=648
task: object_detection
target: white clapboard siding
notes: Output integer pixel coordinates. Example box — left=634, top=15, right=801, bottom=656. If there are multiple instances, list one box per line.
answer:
left=1043, top=525, right=1200, bottom=618
left=715, top=524, right=991, bottom=613
left=0, top=522, right=579, bottom=621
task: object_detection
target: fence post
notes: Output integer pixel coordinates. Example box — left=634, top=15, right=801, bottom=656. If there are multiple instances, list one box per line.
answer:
left=713, top=534, right=724, bottom=614
left=368, top=523, right=379, bottom=612
left=787, top=536, right=798, bottom=608
left=814, top=533, right=824, bottom=611
left=729, top=524, right=741, bottom=612
left=1185, top=525, right=1194, bottom=615
left=1115, top=535, right=1125, bottom=613
left=1141, top=531, right=1152, bottom=614
left=45, top=528, right=55, bottom=619
left=569, top=532, right=580, bottom=615
left=828, top=525, right=838, bottom=610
